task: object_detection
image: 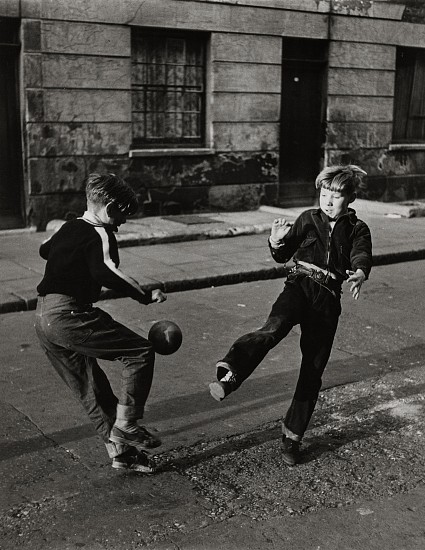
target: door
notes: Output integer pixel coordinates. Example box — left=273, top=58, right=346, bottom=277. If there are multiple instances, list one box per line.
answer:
left=279, top=38, right=328, bottom=207
left=0, top=19, right=24, bottom=229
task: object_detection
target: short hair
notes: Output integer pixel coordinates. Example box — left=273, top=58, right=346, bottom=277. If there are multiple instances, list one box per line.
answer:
left=85, top=173, right=138, bottom=216
left=315, top=165, right=367, bottom=196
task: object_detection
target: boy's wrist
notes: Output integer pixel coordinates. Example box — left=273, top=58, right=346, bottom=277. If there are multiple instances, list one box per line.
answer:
left=269, top=236, right=283, bottom=248
left=356, top=268, right=367, bottom=280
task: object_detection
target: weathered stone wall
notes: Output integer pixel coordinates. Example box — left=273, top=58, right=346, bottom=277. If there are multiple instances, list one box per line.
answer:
left=20, top=11, right=133, bottom=228
left=15, top=0, right=331, bottom=227
left=126, top=1, right=329, bottom=218
left=326, top=5, right=425, bottom=202
left=403, top=0, right=425, bottom=24
left=1, top=0, right=425, bottom=227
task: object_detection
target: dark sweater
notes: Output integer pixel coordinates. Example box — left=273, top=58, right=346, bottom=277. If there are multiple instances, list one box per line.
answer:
left=37, top=216, right=152, bottom=305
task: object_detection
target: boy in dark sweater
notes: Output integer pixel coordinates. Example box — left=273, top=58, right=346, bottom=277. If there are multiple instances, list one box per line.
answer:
left=209, top=165, right=372, bottom=466
left=35, top=173, right=166, bottom=473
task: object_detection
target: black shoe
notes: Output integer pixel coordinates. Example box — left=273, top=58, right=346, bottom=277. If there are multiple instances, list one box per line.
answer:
left=282, top=435, right=300, bottom=466
left=109, top=425, right=162, bottom=450
left=209, top=367, right=238, bottom=402
left=112, top=449, right=155, bottom=474
left=209, top=381, right=229, bottom=401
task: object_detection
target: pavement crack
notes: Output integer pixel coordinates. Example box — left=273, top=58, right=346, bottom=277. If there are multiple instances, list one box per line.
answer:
left=8, top=402, right=55, bottom=444
left=3, top=403, right=91, bottom=469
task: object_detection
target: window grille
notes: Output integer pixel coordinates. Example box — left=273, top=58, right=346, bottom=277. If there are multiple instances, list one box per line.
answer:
left=131, top=31, right=206, bottom=147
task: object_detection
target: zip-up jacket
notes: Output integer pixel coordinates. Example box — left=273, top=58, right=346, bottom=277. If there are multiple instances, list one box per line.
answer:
left=269, top=207, right=372, bottom=281
left=37, top=214, right=152, bottom=305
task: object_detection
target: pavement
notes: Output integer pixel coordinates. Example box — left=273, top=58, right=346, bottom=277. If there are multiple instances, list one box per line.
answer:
left=1, top=198, right=425, bottom=314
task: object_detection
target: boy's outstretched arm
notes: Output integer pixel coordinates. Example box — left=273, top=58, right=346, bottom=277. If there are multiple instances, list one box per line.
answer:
left=86, top=228, right=166, bottom=305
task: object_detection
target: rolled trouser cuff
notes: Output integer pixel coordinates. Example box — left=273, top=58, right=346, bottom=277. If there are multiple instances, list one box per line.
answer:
left=105, top=440, right=130, bottom=458
left=281, top=422, right=302, bottom=442
left=116, top=403, right=144, bottom=421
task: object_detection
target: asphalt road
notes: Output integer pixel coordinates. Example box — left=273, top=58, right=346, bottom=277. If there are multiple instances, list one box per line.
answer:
left=0, top=259, right=424, bottom=548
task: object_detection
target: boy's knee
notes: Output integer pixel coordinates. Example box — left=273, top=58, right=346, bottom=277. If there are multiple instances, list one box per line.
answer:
left=121, top=340, right=155, bottom=366
left=139, top=341, right=155, bottom=361
left=261, top=317, right=292, bottom=342
left=134, top=336, right=154, bottom=355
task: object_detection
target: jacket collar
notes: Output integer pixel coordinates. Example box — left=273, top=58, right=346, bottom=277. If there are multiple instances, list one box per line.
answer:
left=314, top=207, right=357, bottom=226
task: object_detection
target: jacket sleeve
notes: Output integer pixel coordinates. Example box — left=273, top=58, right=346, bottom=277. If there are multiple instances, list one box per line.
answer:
left=268, top=214, right=305, bottom=264
left=350, top=221, right=372, bottom=279
left=85, top=227, right=153, bottom=305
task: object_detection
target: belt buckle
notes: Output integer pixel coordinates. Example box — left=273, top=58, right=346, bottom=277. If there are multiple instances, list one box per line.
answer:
left=312, top=269, right=326, bottom=283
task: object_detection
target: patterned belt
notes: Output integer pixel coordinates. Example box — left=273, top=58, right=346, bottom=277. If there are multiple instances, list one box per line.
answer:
left=290, top=264, right=341, bottom=293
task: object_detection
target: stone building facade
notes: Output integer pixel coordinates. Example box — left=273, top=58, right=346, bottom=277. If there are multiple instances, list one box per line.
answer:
left=0, top=0, right=425, bottom=229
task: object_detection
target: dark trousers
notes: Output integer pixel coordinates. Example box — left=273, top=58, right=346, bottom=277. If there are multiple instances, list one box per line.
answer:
left=221, top=275, right=341, bottom=440
left=35, top=294, right=155, bottom=457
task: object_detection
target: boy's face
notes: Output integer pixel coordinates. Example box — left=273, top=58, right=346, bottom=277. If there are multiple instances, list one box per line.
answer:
left=99, top=203, right=127, bottom=228
left=319, top=187, right=354, bottom=220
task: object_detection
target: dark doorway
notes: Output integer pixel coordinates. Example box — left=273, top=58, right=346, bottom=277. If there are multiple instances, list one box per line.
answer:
left=279, top=38, right=328, bottom=207
left=0, top=19, right=24, bottom=229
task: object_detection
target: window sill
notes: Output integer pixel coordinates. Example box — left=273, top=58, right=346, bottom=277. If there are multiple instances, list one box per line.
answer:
left=389, top=143, right=425, bottom=151
left=129, top=148, right=214, bottom=158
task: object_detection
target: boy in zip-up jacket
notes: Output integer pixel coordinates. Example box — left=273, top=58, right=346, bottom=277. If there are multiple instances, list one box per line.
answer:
left=209, top=165, right=372, bottom=466
left=35, top=173, right=166, bottom=474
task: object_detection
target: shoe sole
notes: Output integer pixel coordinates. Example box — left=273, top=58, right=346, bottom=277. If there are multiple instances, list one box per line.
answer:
left=112, top=462, right=155, bottom=474
left=209, top=382, right=226, bottom=402
left=281, top=454, right=296, bottom=467
left=109, top=433, right=161, bottom=451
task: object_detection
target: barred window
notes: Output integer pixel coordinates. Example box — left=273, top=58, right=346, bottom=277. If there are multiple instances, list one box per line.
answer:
left=393, top=47, right=425, bottom=142
left=131, top=30, right=207, bottom=148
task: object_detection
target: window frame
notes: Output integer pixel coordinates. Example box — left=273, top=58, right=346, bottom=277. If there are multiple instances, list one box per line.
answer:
left=131, top=28, right=209, bottom=150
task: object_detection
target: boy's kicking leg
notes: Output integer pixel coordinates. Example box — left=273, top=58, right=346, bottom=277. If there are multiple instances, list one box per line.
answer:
left=66, top=309, right=159, bottom=451
left=35, top=297, right=158, bottom=472
left=210, top=281, right=304, bottom=401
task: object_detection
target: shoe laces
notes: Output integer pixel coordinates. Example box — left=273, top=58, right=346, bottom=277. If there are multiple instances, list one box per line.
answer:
left=220, top=370, right=237, bottom=384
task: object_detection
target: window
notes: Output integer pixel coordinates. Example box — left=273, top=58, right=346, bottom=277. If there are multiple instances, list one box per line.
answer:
left=131, top=30, right=207, bottom=148
left=393, top=47, right=425, bottom=142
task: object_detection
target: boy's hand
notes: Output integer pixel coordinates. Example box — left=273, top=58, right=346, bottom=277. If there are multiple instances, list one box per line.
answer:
left=346, top=269, right=366, bottom=300
left=270, top=218, right=292, bottom=246
left=151, top=289, right=167, bottom=303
